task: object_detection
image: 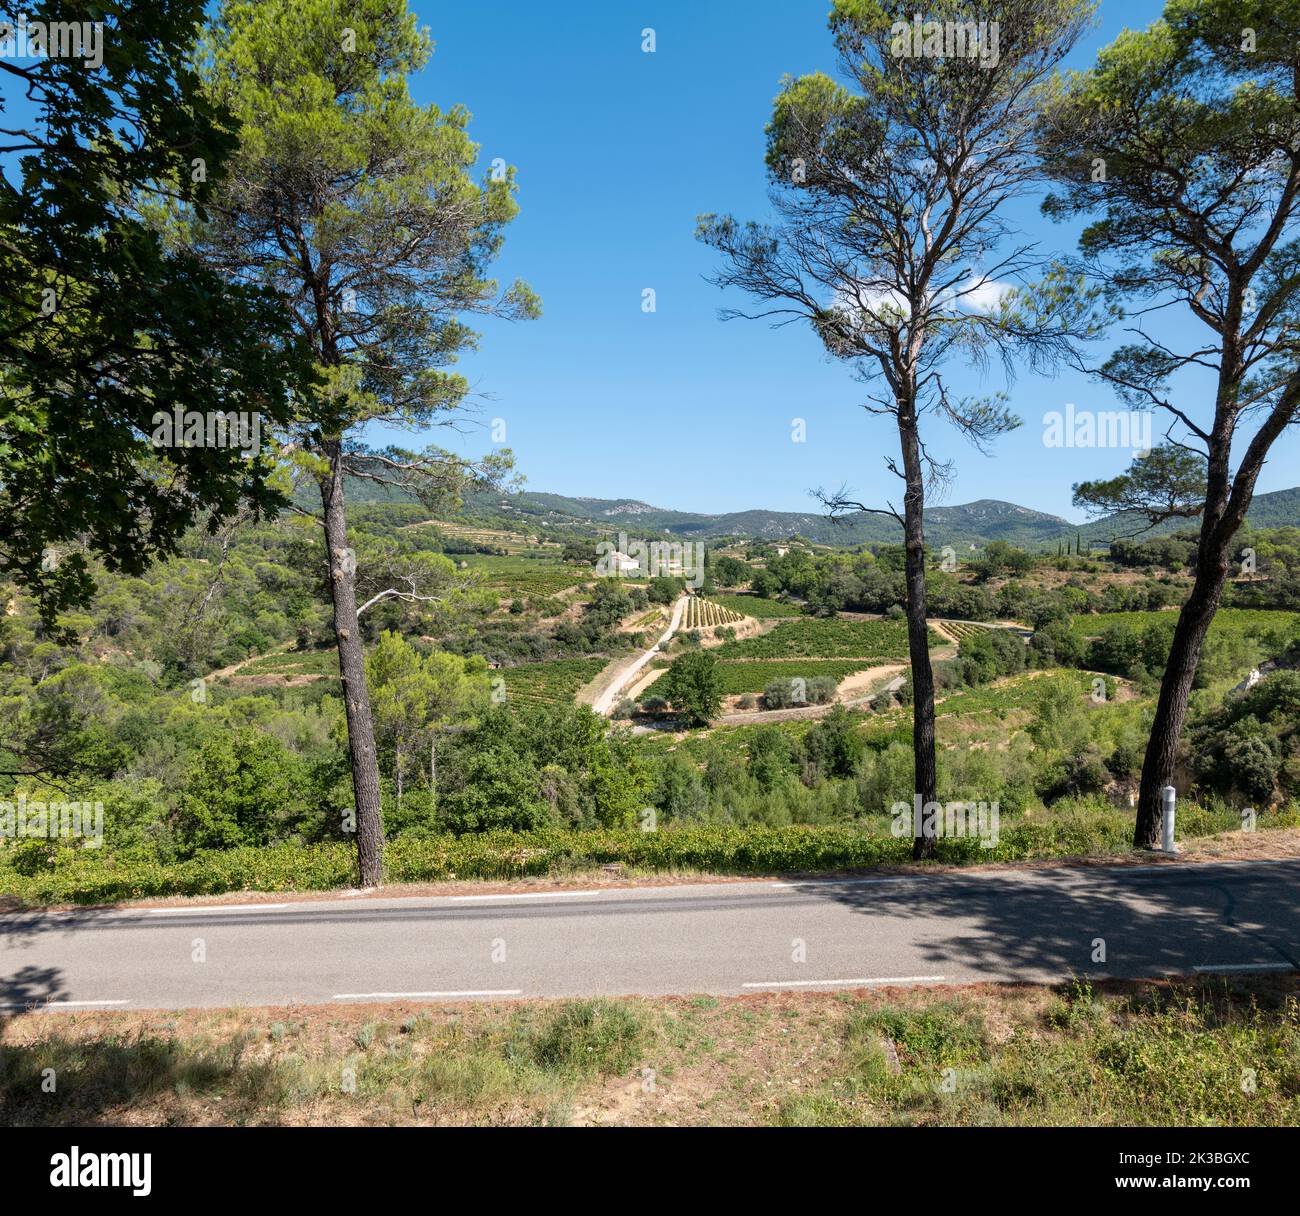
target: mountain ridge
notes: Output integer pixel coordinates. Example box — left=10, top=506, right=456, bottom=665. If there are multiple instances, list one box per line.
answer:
left=452, top=485, right=1300, bottom=550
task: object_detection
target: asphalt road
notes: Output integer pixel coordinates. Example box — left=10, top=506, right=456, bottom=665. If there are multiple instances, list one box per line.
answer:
left=3, top=860, right=1298, bottom=1011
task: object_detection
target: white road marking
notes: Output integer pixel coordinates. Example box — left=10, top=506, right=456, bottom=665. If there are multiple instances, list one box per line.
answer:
left=144, top=903, right=291, bottom=915
left=743, top=975, right=946, bottom=989
left=332, top=989, right=523, bottom=1000
left=448, top=891, right=604, bottom=902
left=1193, top=962, right=1296, bottom=974
left=771, top=876, right=918, bottom=890
left=23, top=857, right=1299, bottom=922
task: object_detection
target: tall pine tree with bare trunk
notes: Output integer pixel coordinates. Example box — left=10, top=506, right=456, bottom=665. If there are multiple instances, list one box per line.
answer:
left=698, top=0, right=1100, bottom=857
left=1037, top=0, right=1300, bottom=848
left=176, top=0, right=538, bottom=884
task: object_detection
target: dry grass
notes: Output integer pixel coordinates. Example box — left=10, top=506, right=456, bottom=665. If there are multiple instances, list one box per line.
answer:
left=3, top=975, right=1297, bottom=1127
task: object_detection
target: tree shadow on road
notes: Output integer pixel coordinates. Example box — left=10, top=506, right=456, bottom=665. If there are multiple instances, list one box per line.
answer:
left=788, top=862, right=1300, bottom=981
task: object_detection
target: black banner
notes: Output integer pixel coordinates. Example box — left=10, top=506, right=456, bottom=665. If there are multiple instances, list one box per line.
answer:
left=2, top=1125, right=1293, bottom=1203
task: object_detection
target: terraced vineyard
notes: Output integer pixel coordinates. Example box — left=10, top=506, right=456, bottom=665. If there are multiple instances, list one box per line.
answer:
left=232, top=649, right=339, bottom=679
left=715, top=616, right=935, bottom=660
left=938, top=619, right=996, bottom=642
left=501, top=658, right=609, bottom=708
left=683, top=597, right=745, bottom=629
left=458, top=554, right=593, bottom=597
left=711, top=594, right=803, bottom=619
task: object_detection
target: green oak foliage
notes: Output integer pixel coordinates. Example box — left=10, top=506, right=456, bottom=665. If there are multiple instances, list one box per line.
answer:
left=803, top=706, right=866, bottom=780
left=0, top=1, right=309, bottom=631
left=439, top=705, right=650, bottom=834
left=177, top=729, right=309, bottom=854
left=1192, top=670, right=1300, bottom=804
left=660, top=649, right=723, bottom=727
left=365, top=629, right=491, bottom=828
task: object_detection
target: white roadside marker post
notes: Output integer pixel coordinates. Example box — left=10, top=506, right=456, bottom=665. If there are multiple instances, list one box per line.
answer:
left=1161, top=785, right=1177, bottom=854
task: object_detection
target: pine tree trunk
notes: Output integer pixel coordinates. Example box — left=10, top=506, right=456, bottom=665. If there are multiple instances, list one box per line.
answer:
left=319, top=448, right=386, bottom=886
left=1130, top=349, right=1300, bottom=845
left=898, top=405, right=939, bottom=860
left=1133, top=559, right=1227, bottom=846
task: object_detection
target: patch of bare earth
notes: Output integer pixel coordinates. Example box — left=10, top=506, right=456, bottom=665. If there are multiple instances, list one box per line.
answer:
left=835, top=663, right=906, bottom=701
left=221, top=672, right=324, bottom=689
left=1178, top=825, right=1300, bottom=862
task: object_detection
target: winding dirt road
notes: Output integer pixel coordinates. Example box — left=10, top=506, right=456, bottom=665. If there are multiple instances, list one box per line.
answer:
left=590, top=594, right=689, bottom=716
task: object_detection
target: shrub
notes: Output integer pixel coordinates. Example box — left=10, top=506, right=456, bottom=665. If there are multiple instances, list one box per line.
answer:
left=763, top=678, right=802, bottom=710
left=176, top=730, right=308, bottom=855
left=807, top=676, right=838, bottom=704
left=6, top=807, right=1296, bottom=906
left=660, top=650, right=722, bottom=726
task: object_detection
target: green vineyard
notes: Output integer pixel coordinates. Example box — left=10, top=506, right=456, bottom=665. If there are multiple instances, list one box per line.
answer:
left=458, top=554, right=594, bottom=597
left=937, top=619, right=996, bottom=642
left=716, top=616, right=932, bottom=659
left=711, top=594, right=803, bottom=619
left=501, top=658, right=608, bottom=707
left=714, top=659, right=874, bottom=695
left=683, top=597, right=746, bottom=629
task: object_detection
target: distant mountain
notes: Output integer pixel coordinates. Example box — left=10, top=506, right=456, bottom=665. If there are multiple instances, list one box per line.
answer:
left=331, top=479, right=1300, bottom=550
left=1078, top=485, right=1300, bottom=547
left=460, top=489, right=1074, bottom=549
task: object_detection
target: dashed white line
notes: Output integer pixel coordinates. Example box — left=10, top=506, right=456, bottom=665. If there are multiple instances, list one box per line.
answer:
left=448, top=891, right=603, bottom=902
left=332, top=989, right=523, bottom=1000
left=742, top=975, right=946, bottom=989
left=144, top=903, right=291, bottom=915
left=770, top=876, right=918, bottom=890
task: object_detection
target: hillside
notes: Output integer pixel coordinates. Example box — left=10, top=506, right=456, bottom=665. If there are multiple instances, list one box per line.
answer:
left=460, top=489, right=1074, bottom=548
left=322, top=480, right=1300, bottom=551
left=1079, top=486, right=1300, bottom=547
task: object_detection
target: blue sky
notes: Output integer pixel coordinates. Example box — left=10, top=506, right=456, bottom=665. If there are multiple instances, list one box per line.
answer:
left=394, top=0, right=1299, bottom=523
